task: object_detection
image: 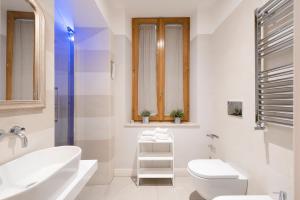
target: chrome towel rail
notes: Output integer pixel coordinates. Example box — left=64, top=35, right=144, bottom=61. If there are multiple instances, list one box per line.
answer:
left=255, top=0, right=294, bottom=129
left=259, top=22, right=293, bottom=43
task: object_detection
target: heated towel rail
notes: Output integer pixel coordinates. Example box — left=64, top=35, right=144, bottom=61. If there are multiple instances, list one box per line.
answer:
left=255, top=0, right=294, bottom=129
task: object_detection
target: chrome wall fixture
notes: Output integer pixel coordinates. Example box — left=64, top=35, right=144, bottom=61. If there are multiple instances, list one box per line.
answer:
left=255, top=0, right=294, bottom=129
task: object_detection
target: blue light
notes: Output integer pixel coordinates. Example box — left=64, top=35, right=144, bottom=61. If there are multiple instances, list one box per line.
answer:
left=67, top=26, right=75, bottom=42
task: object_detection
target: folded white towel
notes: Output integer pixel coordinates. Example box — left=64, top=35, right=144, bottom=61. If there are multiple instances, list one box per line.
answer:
left=154, top=127, right=168, bottom=134
left=155, top=133, right=170, bottom=140
left=140, top=135, right=155, bottom=141
left=142, top=130, right=155, bottom=136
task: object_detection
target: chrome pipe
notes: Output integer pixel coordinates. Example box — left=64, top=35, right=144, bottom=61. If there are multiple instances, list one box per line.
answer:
left=259, top=103, right=293, bottom=107
left=259, top=42, right=293, bottom=57
left=259, top=9, right=293, bottom=27
left=258, top=22, right=293, bottom=43
left=258, top=0, right=293, bottom=23
left=261, top=119, right=293, bottom=127
left=259, top=93, right=293, bottom=99
left=259, top=82, right=293, bottom=89
left=258, top=108, right=293, bottom=113
left=259, top=103, right=293, bottom=106
left=259, top=81, right=293, bottom=89
left=258, top=86, right=293, bottom=93
left=258, top=29, right=293, bottom=49
left=259, top=70, right=293, bottom=79
left=259, top=91, right=293, bottom=95
left=258, top=113, right=293, bottom=119
left=258, top=63, right=293, bottom=74
left=257, top=0, right=283, bottom=16
left=259, top=110, right=293, bottom=115
left=255, top=8, right=261, bottom=129
left=258, top=86, right=293, bottom=92
left=259, top=92, right=293, bottom=96
left=259, top=37, right=293, bottom=54
left=259, top=100, right=293, bottom=105
left=259, top=76, right=293, bottom=84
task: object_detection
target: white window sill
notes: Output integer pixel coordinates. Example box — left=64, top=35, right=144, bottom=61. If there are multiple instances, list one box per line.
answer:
left=124, top=122, right=200, bottom=128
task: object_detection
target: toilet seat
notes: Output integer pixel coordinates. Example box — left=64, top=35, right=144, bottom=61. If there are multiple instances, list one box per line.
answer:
left=188, top=159, right=240, bottom=179
left=213, top=196, right=273, bottom=200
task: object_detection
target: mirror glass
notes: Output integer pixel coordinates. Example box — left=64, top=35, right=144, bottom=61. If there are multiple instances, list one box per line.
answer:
left=0, top=0, right=36, bottom=101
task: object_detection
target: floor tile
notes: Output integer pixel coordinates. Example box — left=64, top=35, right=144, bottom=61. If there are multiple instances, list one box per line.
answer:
left=76, top=177, right=202, bottom=200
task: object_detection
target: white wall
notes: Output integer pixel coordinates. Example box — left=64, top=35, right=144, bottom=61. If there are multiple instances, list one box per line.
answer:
left=194, top=0, right=243, bottom=35
left=110, top=14, right=212, bottom=175
left=95, top=0, right=129, bottom=38
left=209, top=0, right=294, bottom=198
left=294, top=0, right=300, bottom=199
left=95, top=1, right=295, bottom=197
left=74, top=27, right=115, bottom=184
left=0, top=0, right=54, bottom=164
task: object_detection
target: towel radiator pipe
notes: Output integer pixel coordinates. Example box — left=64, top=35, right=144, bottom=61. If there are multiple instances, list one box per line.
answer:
left=255, top=0, right=294, bottom=129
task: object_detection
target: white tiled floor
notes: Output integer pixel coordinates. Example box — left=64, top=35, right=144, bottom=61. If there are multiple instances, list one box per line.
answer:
left=76, top=177, right=204, bottom=200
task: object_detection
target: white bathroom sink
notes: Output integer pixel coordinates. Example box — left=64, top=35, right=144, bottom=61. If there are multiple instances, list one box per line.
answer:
left=0, top=146, right=81, bottom=200
left=213, top=196, right=273, bottom=200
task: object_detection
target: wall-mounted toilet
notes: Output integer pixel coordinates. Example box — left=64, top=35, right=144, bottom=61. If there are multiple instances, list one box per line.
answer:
left=187, top=159, right=248, bottom=200
left=213, top=196, right=273, bottom=200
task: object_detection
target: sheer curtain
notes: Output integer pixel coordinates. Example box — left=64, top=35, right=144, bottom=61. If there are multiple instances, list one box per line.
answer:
left=138, top=24, right=157, bottom=115
left=12, top=19, right=34, bottom=100
left=164, top=24, right=183, bottom=114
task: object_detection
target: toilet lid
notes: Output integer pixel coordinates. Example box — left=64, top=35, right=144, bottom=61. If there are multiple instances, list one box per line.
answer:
left=213, top=196, right=273, bottom=200
left=188, top=159, right=240, bottom=179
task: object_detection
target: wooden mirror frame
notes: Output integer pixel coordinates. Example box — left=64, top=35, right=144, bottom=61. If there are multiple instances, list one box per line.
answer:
left=0, top=0, right=46, bottom=110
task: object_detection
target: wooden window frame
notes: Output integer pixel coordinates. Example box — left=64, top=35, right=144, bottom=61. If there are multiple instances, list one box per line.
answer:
left=6, top=11, right=35, bottom=100
left=132, top=17, right=190, bottom=122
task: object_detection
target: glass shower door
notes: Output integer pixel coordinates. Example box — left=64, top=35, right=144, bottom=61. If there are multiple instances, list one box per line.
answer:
left=54, top=20, right=74, bottom=146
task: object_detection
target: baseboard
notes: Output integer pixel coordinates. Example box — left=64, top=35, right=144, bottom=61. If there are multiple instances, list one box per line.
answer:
left=114, top=168, right=189, bottom=177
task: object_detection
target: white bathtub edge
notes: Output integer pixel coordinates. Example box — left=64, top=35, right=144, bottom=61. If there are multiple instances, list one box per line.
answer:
left=56, top=160, right=98, bottom=200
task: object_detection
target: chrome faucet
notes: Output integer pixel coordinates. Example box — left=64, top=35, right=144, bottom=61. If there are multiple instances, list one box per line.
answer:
left=0, top=129, right=5, bottom=139
left=274, top=191, right=287, bottom=200
left=206, top=133, right=219, bottom=139
left=10, top=126, right=28, bottom=148
left=278, top=191, right=287, bottom=200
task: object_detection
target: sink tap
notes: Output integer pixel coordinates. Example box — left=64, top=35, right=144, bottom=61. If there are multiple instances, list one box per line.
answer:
left=10, top=126, right=28, bottom=148
left=0, top=129, right=5, bottom=140
left=274, top=191, right=287, bottom=200
left=206, top=133, right=219, bottom=139
left=278, top=191, right=287, bottom=200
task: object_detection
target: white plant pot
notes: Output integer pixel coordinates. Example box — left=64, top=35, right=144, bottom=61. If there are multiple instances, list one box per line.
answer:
left=142, top=117, right=149, bottom=124
left=174, top=117, right=181, bottom=124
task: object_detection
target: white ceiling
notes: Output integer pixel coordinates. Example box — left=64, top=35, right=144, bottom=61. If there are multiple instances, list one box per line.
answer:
left=56, top=0, right=107, bottom=28
left=110, top=0, right=218, bottom=17
left=5, top=0, right=34, bottom=12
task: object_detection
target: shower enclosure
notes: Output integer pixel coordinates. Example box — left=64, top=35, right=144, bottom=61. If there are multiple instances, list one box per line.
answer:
left=54, top=12, right=74, bottom=146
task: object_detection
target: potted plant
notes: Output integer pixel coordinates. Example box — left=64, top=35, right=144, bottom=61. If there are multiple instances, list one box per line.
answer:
left=141, top=110, right=151, bottom=124
left=170, top=109, right=184, bottom=124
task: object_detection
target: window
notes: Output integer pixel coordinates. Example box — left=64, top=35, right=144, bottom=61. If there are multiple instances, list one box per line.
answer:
left=132, top=18, right=190, bottom=121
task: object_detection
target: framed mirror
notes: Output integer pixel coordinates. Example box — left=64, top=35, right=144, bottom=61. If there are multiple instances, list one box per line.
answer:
left=0, top=0, right=45, bottom=110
